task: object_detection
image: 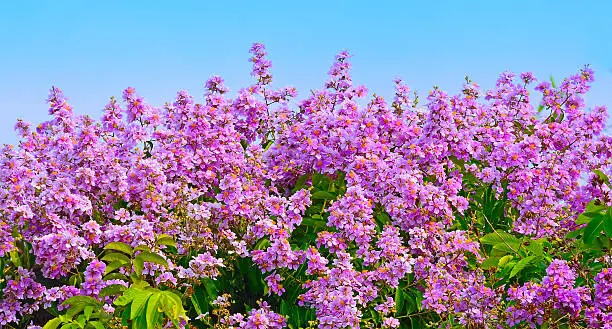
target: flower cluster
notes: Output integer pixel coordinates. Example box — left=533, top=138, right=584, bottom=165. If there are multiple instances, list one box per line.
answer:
left=0, top=43, right=610, bottom=328
left=0, top=268, right=46, bottom=326
left=585, top=268, right=612, bottom=328
left=506, top=260, right=590, bottom=327
left=81, top=259, right=107, bottom=296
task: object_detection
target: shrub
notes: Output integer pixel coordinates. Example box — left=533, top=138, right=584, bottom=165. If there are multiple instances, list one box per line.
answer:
left=0, top=43, right=611, bottom=329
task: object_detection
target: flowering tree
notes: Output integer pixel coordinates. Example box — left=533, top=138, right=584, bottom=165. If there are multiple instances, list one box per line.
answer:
left=0, top=43, right=611, bottom=329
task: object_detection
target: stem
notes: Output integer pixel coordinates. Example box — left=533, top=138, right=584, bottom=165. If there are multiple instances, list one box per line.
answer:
left=482, top=215, right=518, bottom=254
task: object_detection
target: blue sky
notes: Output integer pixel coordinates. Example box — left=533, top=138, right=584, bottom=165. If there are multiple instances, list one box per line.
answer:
left=1, top=1, right=611, bottom=143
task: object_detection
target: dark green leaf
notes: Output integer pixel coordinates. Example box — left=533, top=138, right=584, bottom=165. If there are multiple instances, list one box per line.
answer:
left=68, top=273, right=82, bottom=286
left=312, top=173, right=330, bottom=190
left=301, top=218, right=327, bottom=229
left=604, top=208, right=612, bottom=237
left=311, top=191, right=336, bottom=200
left=492, top=243, right=517, bottom=255
left=395, top=288, right=405, bottom=315
left=292, top=174, right=309, bottom=193
left=583, top=215, right=605, bottom=245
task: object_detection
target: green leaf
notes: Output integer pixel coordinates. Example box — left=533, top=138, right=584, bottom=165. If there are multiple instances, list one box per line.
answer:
left=301, top=218, right=327, bottom=229
left=69, top=273, right=82, bottom=286
left=594, top=169, right=611, bottom=187
left=134, top=245, right=152, bottom=253
left=102, top=252, right=131, bottom=265
left=88, top=321, right=105, bottom=329
left=114, top=287, right=140, bottom=307
left=525, top=240, right=544, bottom=256
left=190, top=295, right=203, bottom=318
left=130, top=290, right=153, bottom=320
left=254, top=238, right=270, bottom=250
left=586, top=200, right=606, bottom=213
left=10, top=249, right=22, bottom=267
left=395, top=288, right=405, bottom=315
left=63, top=296, right=100, bottom=308
left=43, top=318, right=62, bottom=329
left=311, top=191, right=336, bottom=200
left=492, top=242, right=517, bottom=254
left=132, top=312, right=148, bottom=329
left=375, top=212, right=391, bottom=228
left=63, top=296, right=99, bottom=318
left=104, top=242, right=133, bottom=256
left=84, top=305, right=93, bottom=320
left=510, top=255, right=538, bottom=278
left=577, top=212, right=605, bottom=224
left=103, top=272, right=129, bottom=282
left=76, top=314, right=87, bottom=327
left=237, top=257, right=264, bottom=297
left=202, top=278, right=218, bottom=301
left=280, top=300, right=289, bottom=316
left=604, top=208, right=612, bottom=237
left=135, top=251, right=168, bottom=267
left=104, top=260, right=128, bottom=275
left=600, top=236, right=611, bottom=249
left=133, top=257, right=144, bottom=276
left=156, top=235, right=176, bottom=248
left=160, top=291, right=186, bottom=319
left=583, top=214, right=605, bottom=245
left=498, top=255, right=514, bottom=267
left=121, top=305, right=131, bottom=326
left=312, top=172, right=330, bottom=190
left=291, top=174, right=309, bottom=193
left=480, top=232, right=520, bottom=247
left=480, top=256, right=501, bottom=270
left=146, top=293, right=162, bottom=328
left=566, top=227, right=584, bottom=239
left=100, top=284, right=127, bottom=297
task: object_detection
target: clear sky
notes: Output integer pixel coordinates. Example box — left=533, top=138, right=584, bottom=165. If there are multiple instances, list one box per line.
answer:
left=1, top=1, right=611, bottom=144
